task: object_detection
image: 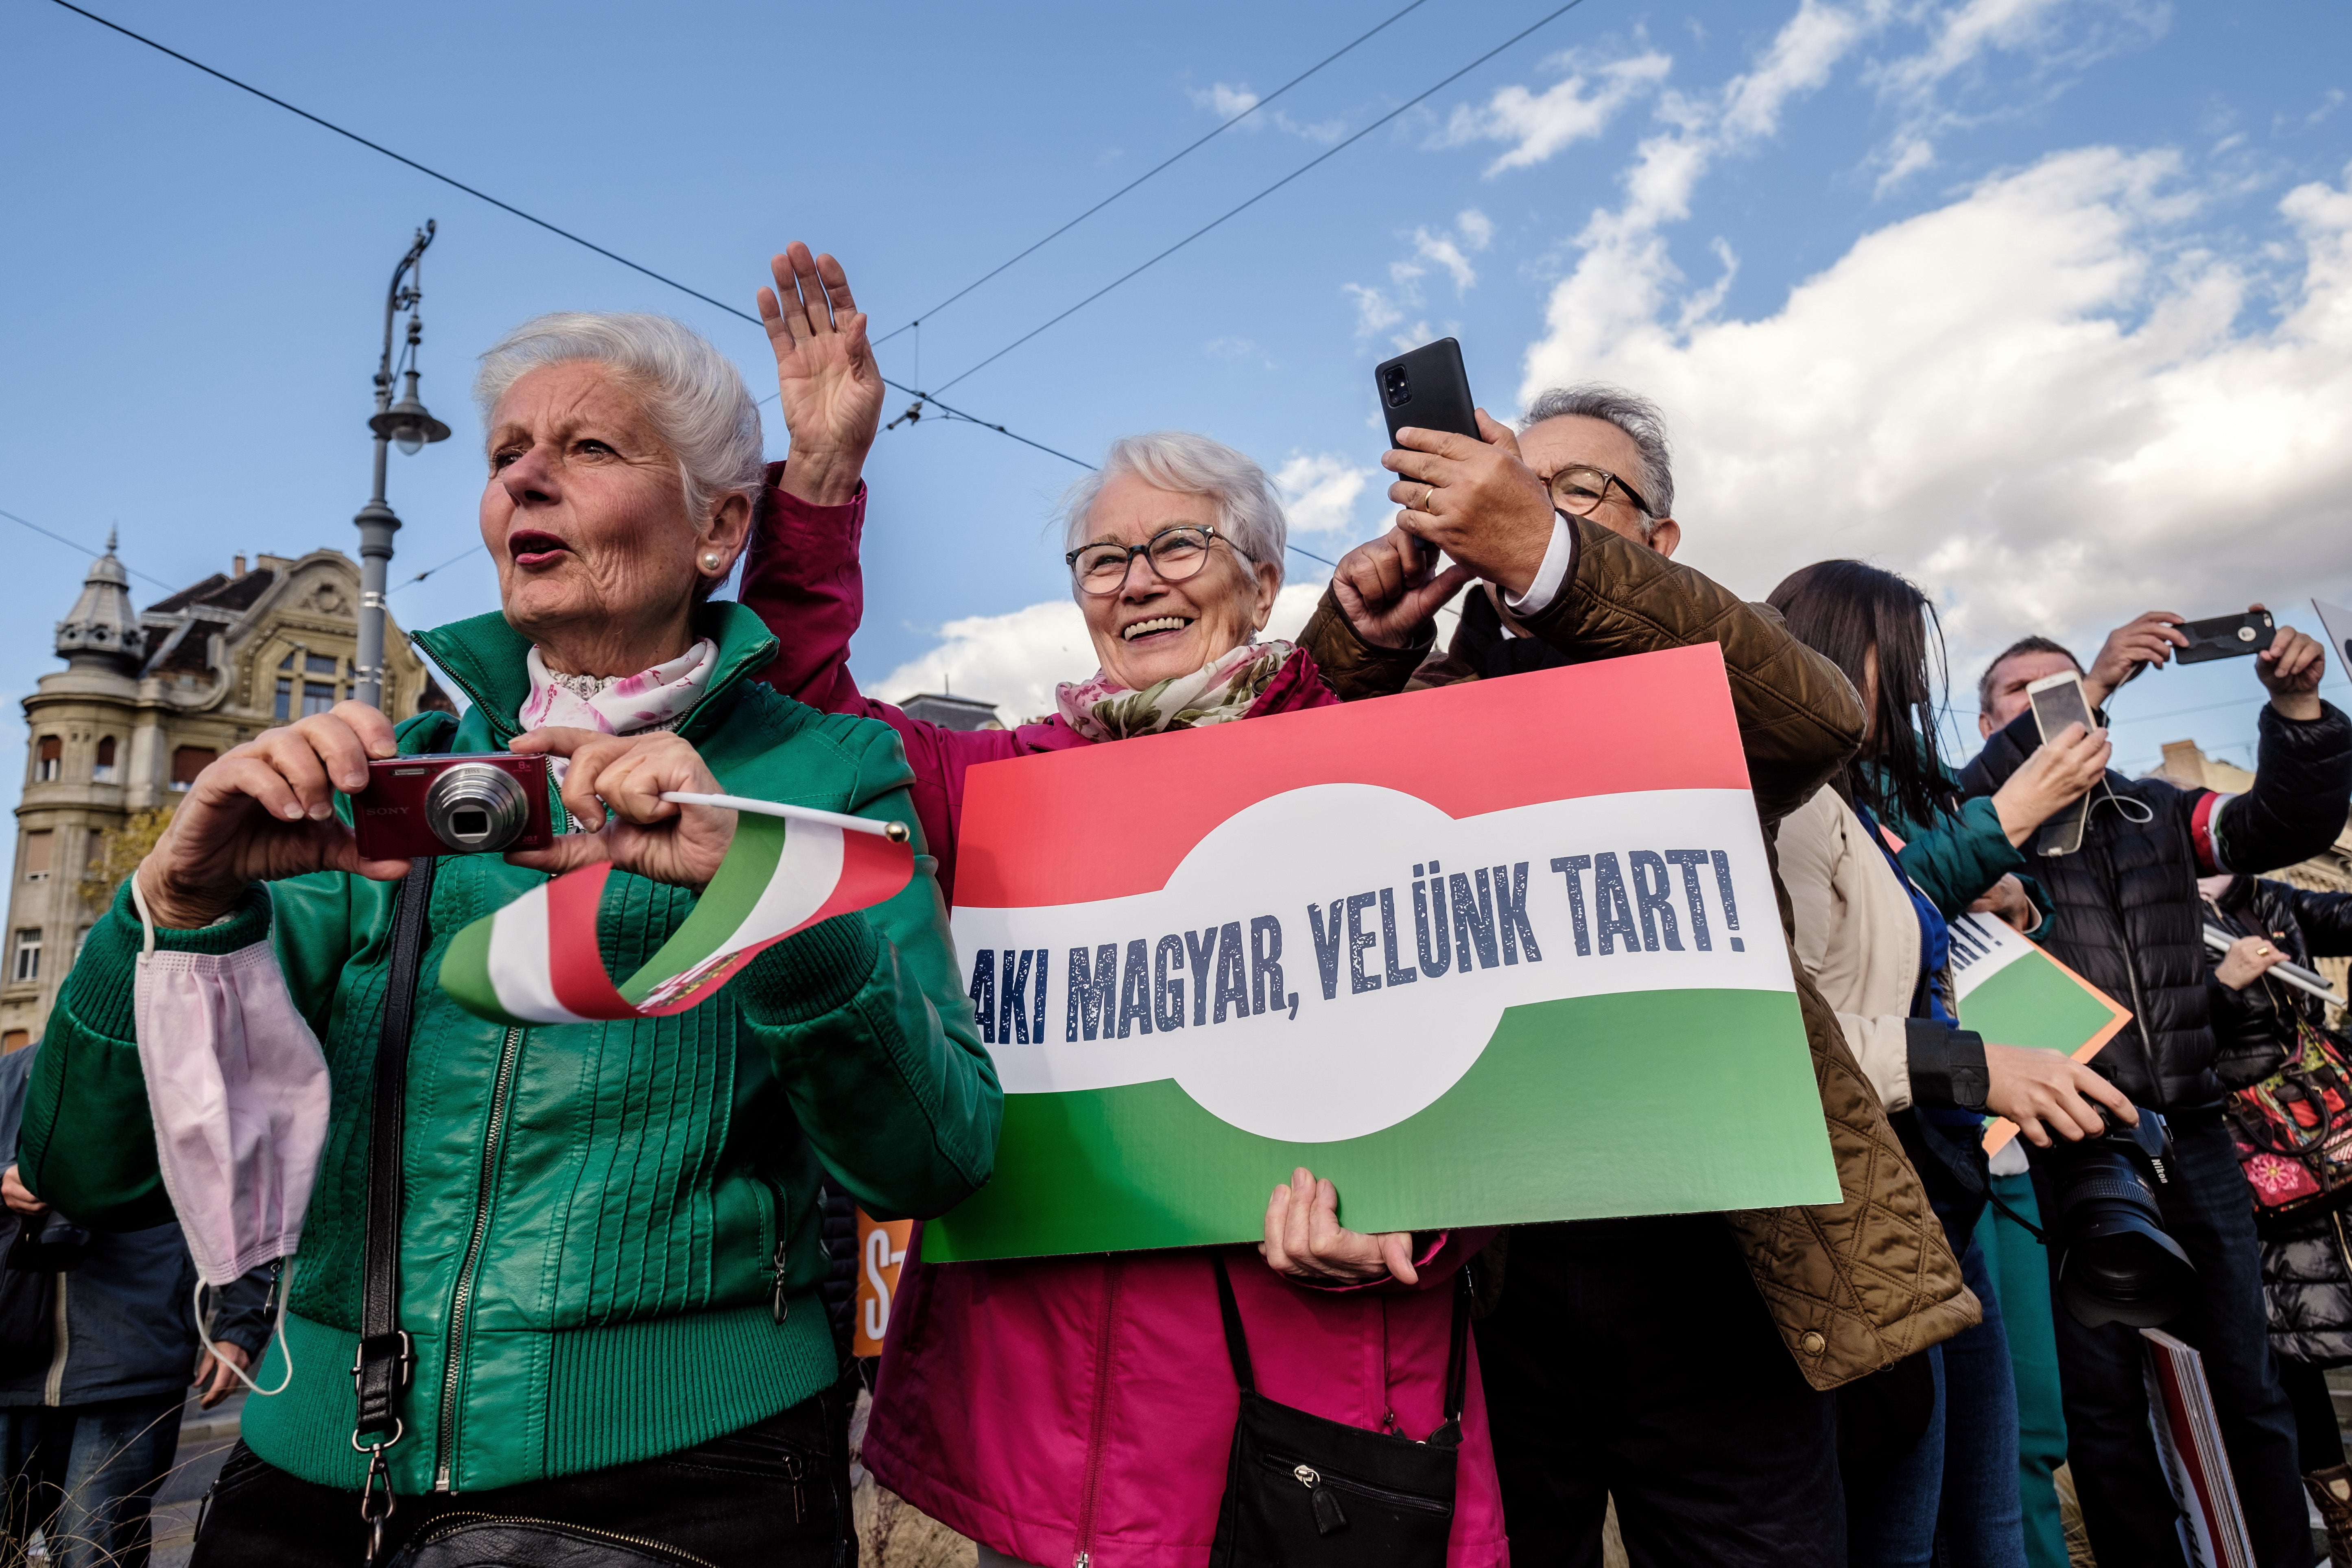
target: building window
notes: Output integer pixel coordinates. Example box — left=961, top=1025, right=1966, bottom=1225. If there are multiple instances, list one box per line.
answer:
left=12, top=930, right=39, bottom=984
left=1, top=1031, right=26, bottom=1054
left=21, top=832, right=52, bottom=883
left=73, top=926, right=90, bottom=965
left=170, top=747, right=216, bottom=791
left=83, top=830, right=105, bottom=874
left=306, top=653, right=339, bottom=677
left=33, top=738, right=59, bottom=783
left=274, top=678, right=293, bottom=721
left=92, top=736, right=116, bottom=783
left=301, top=683, right=337, bottom=718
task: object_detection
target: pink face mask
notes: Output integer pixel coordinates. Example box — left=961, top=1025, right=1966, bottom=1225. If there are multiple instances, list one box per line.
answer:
left=132, top=879, right=325, bottom=1395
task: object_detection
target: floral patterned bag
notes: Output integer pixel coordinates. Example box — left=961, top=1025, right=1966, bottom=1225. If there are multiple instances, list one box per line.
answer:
left=2228, top=1012, right=2352, bottom=1223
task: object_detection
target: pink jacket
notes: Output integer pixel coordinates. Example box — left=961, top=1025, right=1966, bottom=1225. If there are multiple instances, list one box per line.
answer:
left=742, top=470, right=1507, bottom=1568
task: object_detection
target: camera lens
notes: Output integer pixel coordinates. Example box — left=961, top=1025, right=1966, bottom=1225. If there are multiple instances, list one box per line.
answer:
left=2047, top=1122, right=2196, bottom=1329
left=423, top=763, right=530, bottom=854
left=1383, top=366, right=1411, bottom=408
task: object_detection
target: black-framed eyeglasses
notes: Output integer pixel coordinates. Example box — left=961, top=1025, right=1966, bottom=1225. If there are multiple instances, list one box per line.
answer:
left=1066, top=524, right=1224, bottom=596
left=1546, top=464, right=1654, bottom=520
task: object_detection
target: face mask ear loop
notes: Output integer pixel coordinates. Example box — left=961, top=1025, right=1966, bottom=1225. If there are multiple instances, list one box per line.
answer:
left=130, top=874, right=158, bottom=958
left=192, top=1263, right=296, bottom=1398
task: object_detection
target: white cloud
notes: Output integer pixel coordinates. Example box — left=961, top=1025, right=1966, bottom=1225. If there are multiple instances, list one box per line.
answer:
left=1275, top=452, right=1379, bottom=535
left=871, top=584, right=1332, bottom=723
left=1192, top=82, right=1345, bottom=144
left=1345, top=210, right=1495, bottom=345
left=1440, top=48, right=1673, bottom=175
left=1521, top=146, right=2352, bottom=672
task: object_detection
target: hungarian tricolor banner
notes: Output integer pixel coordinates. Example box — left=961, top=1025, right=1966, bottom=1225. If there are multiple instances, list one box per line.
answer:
left=1947, top=910, right=2131, bottom=1154
left=440, top=810, right=912, bottom=1025
left=924, top=643, right=1841, bottom=1262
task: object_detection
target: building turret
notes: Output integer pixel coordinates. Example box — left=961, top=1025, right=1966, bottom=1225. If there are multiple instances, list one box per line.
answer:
left=53, top=531, right=142, bottom=674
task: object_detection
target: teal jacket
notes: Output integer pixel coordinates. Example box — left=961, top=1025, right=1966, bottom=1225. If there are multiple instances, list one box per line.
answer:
left=1865, top=764, right=2051, bottom=939
left=18, top=603, right=998, bottom=1496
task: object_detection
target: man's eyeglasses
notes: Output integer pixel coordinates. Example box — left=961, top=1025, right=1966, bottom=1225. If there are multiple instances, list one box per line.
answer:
left=1546, top=464, right=1654, bottom=520
left=1067, top=525, right=1224, bottom=596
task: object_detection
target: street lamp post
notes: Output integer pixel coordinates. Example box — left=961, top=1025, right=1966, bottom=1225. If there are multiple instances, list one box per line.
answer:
left=353, top=220, right=451, bottom=710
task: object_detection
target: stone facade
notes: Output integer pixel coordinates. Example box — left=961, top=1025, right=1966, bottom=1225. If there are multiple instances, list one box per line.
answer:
left=1, top=541, right=450, bottom=1048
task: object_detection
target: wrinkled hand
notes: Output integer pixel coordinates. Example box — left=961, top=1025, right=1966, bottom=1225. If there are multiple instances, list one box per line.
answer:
left=194, top=1340, right=252, bottom=1409
left=504, top=729, right=736, bottom=892
left=2, top=1165, right=47, bottom=1218
left=2082, top=611, right=2188, bottom=707
left=1260, top=1166, right=1418, bottom=1286
left=759, top=242, right=882, bottom=509
left=1967, top=874, right=2040, bottom=935
left=2215, top=933, right=2289, bottom=991
left=1985, top=1043, right=2136, bottom=1148
left=1991, top=722, right=2110, bottom=846
left=1382, top=411, right=1556, bottom=598
left=136, top=703, right=411, bottom=929
left=1330, top=527, right=1476, bottom=650
left=2252, top=604, right=2326, bottom=721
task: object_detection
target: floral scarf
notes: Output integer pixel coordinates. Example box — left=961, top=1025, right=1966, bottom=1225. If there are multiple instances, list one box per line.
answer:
left=519, top=639, right=719, bottom=777
left=1054, top=640, right=1296, bottom=743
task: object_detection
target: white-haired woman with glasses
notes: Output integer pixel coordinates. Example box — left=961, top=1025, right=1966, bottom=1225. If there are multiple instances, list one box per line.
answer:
left=740, top=244, right=1507, bottom=1568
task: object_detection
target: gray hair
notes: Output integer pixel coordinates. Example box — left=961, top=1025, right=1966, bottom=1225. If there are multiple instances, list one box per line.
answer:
left=1058, top=432, right=1286, bottom=590
left=1522, top=384, right=1675, bottom=528
left=474, top=312, right=764, bottom=526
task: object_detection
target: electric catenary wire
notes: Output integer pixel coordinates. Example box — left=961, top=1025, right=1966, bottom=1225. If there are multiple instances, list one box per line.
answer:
left=44, top=0, right=1092, bottom=472
left=869, top=0, right=1435, bottom=349
left=928, top=0, right=1594, bottom=395
left=0, top=505, right=180, bottom=593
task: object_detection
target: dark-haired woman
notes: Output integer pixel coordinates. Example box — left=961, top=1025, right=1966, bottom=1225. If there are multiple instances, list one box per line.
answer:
left=1768, top=560, right=2120, bottom=1567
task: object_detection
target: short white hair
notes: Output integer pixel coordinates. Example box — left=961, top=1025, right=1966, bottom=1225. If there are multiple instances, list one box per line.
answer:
left=1058, top=432, right=1286, bottom=591
left=474, top=312, right=764, bottom=526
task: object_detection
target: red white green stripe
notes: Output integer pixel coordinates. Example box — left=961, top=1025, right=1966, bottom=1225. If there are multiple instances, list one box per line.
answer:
left=440, top=799, right=913, bottom=1026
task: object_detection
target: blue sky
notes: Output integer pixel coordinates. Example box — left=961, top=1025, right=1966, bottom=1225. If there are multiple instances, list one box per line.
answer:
left=4, top=0, right=2350, bottom=817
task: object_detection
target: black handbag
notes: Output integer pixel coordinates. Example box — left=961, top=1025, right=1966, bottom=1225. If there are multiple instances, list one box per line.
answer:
left=391, top=1516, right=714, bottom=1567
left=1208, top=1253, right=1468, bottom=1568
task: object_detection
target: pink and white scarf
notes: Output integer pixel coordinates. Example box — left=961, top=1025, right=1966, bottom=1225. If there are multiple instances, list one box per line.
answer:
left=519, top=639, right=720, bottom=777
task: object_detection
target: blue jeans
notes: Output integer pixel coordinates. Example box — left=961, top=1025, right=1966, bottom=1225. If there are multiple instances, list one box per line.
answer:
left=1848, top=1345, right=1948, bottom=1566
left=1939, top=1239, right=2029, bottom=1566
left=0, top=1395, right=186, bottom=1568
left=2029, top=1112, right=2311, bottom=1568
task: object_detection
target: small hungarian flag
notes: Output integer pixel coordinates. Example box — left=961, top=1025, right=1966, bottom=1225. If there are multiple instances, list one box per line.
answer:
left=440, top=804, right=913, bottom=1026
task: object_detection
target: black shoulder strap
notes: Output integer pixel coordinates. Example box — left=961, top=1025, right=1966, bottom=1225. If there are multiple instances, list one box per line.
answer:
left=1442, top=1264, right=1471, bottom=1422
left=1210, top=1252, right=1256, bottom=1396
left=353, top=856, right=439, bottom=1446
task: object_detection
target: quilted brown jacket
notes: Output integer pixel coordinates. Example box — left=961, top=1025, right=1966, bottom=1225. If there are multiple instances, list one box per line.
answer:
left=1299, top=518, right=1979, bottom=1391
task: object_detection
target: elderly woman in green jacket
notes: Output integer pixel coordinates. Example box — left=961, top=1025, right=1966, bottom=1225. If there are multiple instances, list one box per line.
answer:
left=17, top=309, right=996, bottom=1566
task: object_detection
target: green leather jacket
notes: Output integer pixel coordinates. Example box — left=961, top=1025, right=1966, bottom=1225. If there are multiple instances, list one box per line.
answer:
left=19, top=602, right=998, bottom=1495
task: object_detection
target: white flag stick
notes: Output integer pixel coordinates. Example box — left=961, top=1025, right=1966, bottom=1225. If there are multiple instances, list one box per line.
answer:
left=2203, top=924, right=2341, bottom=1004
left=661, top=791, right=911, bottom=843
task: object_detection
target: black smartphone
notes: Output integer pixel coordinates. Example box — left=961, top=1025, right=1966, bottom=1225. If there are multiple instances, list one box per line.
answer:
left=2025, top=671, right=2097, bottom=856
left=2175, top=610, right=2278, bottom=664
left=1374, top=338, right=1480, bottom=448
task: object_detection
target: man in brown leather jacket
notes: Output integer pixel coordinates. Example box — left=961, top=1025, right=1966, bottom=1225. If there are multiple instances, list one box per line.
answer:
left=1300, top=385, right=1975, bottom=1565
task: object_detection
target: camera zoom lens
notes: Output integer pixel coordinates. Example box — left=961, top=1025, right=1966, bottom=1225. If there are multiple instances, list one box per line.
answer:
left=423, top=763, right=530, bottom=854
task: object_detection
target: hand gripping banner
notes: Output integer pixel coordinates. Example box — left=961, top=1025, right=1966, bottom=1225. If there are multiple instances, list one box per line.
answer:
left=440, top=795, right=912, bottom=1026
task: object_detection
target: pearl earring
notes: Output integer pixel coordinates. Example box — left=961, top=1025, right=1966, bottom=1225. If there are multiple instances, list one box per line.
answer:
left=702, top=551, right=724, bottom=572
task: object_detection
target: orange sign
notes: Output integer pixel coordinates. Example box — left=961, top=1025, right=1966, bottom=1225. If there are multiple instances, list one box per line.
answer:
left=852, top=1208, right=914, bottom=1356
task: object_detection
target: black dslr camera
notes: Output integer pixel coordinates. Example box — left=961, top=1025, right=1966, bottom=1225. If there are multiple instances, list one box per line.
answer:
left=2042, top=1108, right=2196, bottom=1328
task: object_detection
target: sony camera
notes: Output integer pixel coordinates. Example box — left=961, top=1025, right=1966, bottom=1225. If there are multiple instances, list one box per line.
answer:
left=351, top=753, right=555, bottom=860
left=2043, top=1107, right=2197, bottom=1329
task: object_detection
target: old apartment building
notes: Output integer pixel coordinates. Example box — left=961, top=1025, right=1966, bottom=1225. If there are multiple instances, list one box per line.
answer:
left=1, top=538, right=449, bottom=1047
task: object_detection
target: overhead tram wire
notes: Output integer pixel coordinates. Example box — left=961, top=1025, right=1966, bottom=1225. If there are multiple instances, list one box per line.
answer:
left=869, top=0, right=1434, bottom=349
left=0, top=505, right=180, bottom=593
left=929, top=0, right=1595, bottom=396
left=45, top=0, right=1090, bottom=472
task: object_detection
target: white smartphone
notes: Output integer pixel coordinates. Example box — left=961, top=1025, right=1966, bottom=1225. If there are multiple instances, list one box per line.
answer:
left=2024, top=670, right=2097, bottom=856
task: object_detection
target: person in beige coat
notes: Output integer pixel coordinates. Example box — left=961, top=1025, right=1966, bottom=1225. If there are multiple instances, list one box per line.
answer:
left=1770, top=559, right=2124, bottom=1566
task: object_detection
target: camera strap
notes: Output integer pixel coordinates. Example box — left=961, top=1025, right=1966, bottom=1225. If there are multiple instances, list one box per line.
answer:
left=1915, top=1117, right=2048, bottom=1244
left=352, top=854, right=439, bottom=1563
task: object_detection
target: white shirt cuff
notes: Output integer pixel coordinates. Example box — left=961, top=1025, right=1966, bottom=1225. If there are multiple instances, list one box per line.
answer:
left=1502, top=512, right=1574, bottom=620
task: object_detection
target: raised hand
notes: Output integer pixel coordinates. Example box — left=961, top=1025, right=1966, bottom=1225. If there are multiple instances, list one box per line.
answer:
left=758, top=242, right=884, bottom=509
left=1330, top=527, right=1475, bottom=650
left=136, top=702, right=412, bottom=929
left=1990, top=721, right=2111, bottom=845
left=2082, top=610, right=2188, bottom=707
left=504, top=728, right=736, bottom=892
left=1380, top=411, right=1557, bottom=598
left=2252, top=603, right=2327, bottom=721
left=1260, top=1165, right=1419, bottom=1286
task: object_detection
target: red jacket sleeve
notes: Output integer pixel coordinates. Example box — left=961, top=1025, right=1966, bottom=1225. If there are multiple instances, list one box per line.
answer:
left=742, top=461, right=871, bottom=713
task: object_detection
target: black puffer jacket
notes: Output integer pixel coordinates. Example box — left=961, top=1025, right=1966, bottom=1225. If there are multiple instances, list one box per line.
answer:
left=2204, top=876, right=2352, bottom=1363
left=1959, top=699, right=2352, bottom=1112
